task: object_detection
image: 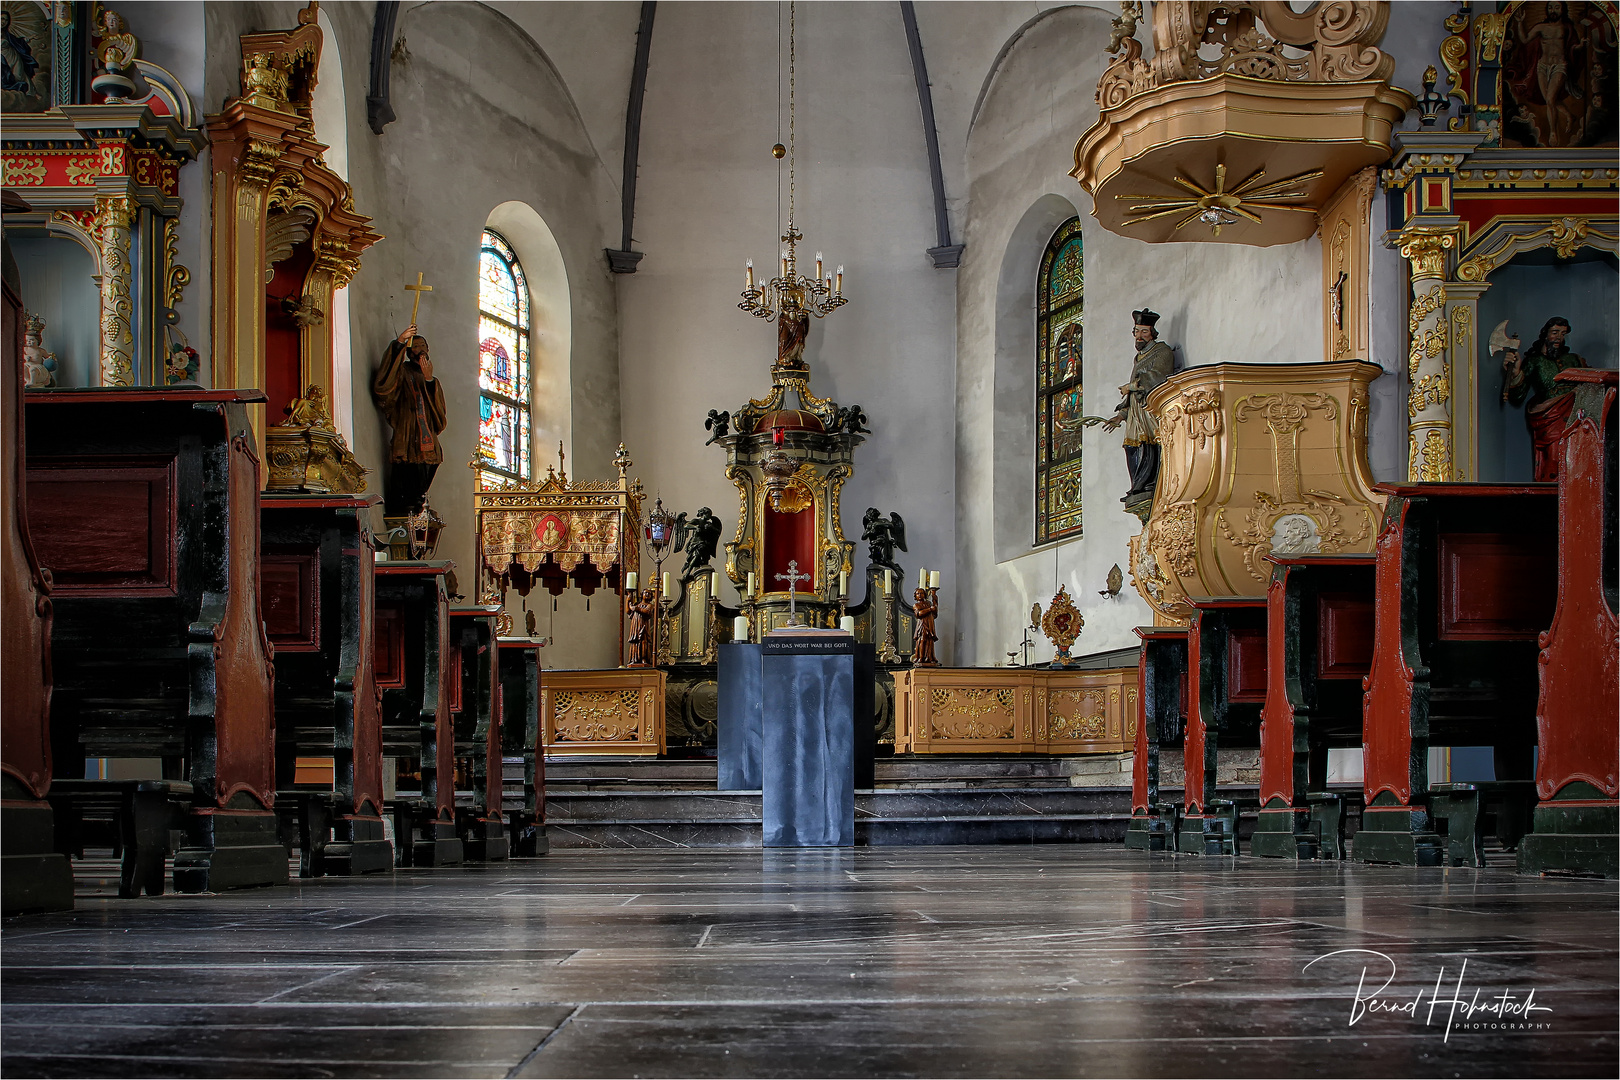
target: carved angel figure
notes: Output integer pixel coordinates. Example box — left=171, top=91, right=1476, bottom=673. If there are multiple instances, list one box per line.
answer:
left=704, top=409, right=730, bottom=445
left=672, top=506, right=723, bottom=582
left=861, top=508, right=907, bottom=578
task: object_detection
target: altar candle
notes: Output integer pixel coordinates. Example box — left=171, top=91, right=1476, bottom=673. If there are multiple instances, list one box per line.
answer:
left=625, top=572, right=638, bottom=591
left=661, top=572, right=671, bottom=596
left=929, top=570, right=941, bottom=589
left=918, top=567, right=927, bottom=590
left=734, top=615, right=749, bottom=641
left=882, top=569, right=891, bottom=596
left=747, top=572, right=756, bottom=597
left=840, top=615, right=855, bottom=634
left=838, top=570, right=848, bottom=596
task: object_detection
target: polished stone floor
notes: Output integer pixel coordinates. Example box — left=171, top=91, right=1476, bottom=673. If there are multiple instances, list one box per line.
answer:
left=3, top=848, right=1616, bottom=1078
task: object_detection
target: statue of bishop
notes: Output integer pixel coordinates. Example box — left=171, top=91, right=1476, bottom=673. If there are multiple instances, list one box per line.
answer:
left=1102, top=308, right=1175, bottom=510
left=373, top=323, right=448, bottom=516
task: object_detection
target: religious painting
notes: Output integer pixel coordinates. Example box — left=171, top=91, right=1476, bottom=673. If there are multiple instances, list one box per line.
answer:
left=534, top=513, right=567, bottom=552
left=1035, top=218, right=1084, bottom=544
left=1, top=1, right=52, bottom=114
left=1499, top=1, right=1618, bottom=148
left=476, top=229, right=533, bottom=484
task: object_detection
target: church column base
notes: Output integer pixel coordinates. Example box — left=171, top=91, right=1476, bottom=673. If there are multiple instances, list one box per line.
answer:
left=1351, top=799, right=1443, bottom=866
left=1, top=801, right=74, bottom=915
left=173, top=809, right=290, bottom=893
left=1250, top=802, right=1313, bottom=859
left=324, top=815, right=395, bottom=875
left=1518, top=798, right=1618, bottom=878
left=461, top=814, right=509, bottom=862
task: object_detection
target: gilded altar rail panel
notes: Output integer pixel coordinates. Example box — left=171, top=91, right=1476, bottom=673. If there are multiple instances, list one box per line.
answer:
left=893, top=668, right=1137, bottom=755
left=540, top=669, right=666, bottom=756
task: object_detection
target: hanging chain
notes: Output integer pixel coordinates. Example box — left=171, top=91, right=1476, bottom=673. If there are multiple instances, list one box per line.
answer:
left=788, top=0, right=795, bottom=232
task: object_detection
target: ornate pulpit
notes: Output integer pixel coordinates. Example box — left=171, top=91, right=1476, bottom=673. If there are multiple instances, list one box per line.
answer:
left=1130, top=361, right=1387, bottom=624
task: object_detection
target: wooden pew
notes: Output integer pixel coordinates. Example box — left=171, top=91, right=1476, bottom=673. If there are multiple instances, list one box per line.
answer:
left=1, top=268, right=74, bottom=914
left=261, top=493, right=391, bottom=876
left=25, top=388, right=286, bottom=893
left=47, top=779, right=192, bottom=897
left=1252, top=554, right=1375, bottom=860
left=1179, top=596, right=1267, bottom=855
left=1357, top=483, right=1557, bottom=866
left=498, top=638, right=548, bottom=856
left=449, top=606, right=507, bottom=861
left=1520, top=369, right=1618, bottom=878
left=374, top=560, right=461, bottom=866
left=1125, top=626, right=1188, bottom=851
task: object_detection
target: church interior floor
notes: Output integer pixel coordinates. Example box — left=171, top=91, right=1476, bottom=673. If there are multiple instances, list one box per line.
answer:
left=3, top=848, right=1615, bottom=1079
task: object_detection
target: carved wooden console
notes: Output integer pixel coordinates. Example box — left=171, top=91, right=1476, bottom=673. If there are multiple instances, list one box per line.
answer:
left=1125, top=626, right=1189, bottom=851
left=1356, top=483, right=1557, bottom=866
left=1251, top=553, right=1375, bottom=860
left=24, top=388, right=285, bottom=893
left=1131, top=360, right=1386, bottom=625
left=498, top=638, right=547, bottom=855
left=449, top=605, right=507, bottom=860
left=1520, top=369, right=1618, bottom=878
left=540, top=669, right=667, bottom=757
left=374, top=559, right=460, bottom=867
left=1179, top=596, right=1268, bottom=855
left=892, top=668, right=1136, bottom=755
left=261, top=492, right=390, bottom=875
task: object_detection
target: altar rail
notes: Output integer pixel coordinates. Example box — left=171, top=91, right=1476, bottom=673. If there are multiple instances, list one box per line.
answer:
left=894, top=668, right=1137, bottom=755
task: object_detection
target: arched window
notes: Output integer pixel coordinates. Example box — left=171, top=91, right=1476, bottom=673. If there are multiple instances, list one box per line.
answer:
left=476, top=229, right=532, bottom=485
left=1035, top=217, right=1083, bottom=544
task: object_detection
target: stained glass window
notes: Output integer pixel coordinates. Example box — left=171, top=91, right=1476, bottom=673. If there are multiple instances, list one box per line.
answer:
left=1036, top=218, right=1083, bottom=544
left=477, top=230, right=531, bottom=484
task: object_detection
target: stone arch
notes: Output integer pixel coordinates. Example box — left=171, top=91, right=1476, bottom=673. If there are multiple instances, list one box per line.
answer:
left=993, top=193, right=1080, bottom=563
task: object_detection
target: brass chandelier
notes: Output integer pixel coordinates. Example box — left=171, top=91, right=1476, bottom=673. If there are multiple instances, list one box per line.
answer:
left=738, top=1, right=848, bottom=323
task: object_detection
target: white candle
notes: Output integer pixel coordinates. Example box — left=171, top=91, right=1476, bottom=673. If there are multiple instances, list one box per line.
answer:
left=816, top=253, right=823, bottom=279
left=781, top=254, right=789, bottom=278
left=839, top=570, right=848, bottom=596
left=746, top=260, right=754, bottom=290
left=836, top=266, right=843, bottom=293
left=625, top=572, right=638, bottom=591
left=918, top=567, right=927, bottom=590
left=734, top=615, right=749, bottom=641
left=840, top=615, right=855, bottom=634
left=929, top=570, right=941, bottom=589
left=882, top=569, right=891, bottom=596
left=661, top=572, right=671, bottom=596
left=746, top=571, right=756, bottom=597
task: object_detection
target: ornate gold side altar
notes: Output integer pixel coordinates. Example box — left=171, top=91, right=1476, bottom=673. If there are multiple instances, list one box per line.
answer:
left=474, top=444, right=664, bottom=756
left=1130, top=361, right=1386, bottom=625
left=893, top=668, right=1138, bottom=755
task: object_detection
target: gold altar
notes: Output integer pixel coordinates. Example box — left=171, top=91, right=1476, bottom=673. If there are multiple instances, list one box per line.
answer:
left=540, top=669, right=666, bottom=757
left=894, top=668, right=1137, bottom=755
left=1131, top=360, right=1386, bottom=625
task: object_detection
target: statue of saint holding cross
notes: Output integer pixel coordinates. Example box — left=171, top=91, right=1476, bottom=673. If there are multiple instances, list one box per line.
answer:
left=372, top=272, right=448, bottom=516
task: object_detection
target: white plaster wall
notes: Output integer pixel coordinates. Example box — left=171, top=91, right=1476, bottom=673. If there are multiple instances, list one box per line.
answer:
left=955, top=4, right=1331, bottom=668
left=619, top=1, right=959, bottom=652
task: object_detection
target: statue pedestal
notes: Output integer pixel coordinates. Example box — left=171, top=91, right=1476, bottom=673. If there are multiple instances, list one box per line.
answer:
left=761, top=631, right=857, bottom=847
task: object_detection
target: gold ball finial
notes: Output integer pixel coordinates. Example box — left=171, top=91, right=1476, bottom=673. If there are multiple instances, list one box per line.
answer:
left=771, top=143, right=786, bottom=159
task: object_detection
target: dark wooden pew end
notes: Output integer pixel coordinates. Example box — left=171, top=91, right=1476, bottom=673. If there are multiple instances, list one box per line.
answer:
left=1429, top=781, right=1538, bottom=868
left=457, top=808, right=510, bottom=862
left=48, top=779, right=193, bottom=898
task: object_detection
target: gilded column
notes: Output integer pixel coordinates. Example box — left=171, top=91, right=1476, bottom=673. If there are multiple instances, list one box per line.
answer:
left=1443, top=282, right=1490, bottom=482
left=1398, top=227, right=1457, bottom=482
left=95, top=195, right=136, bottom=387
